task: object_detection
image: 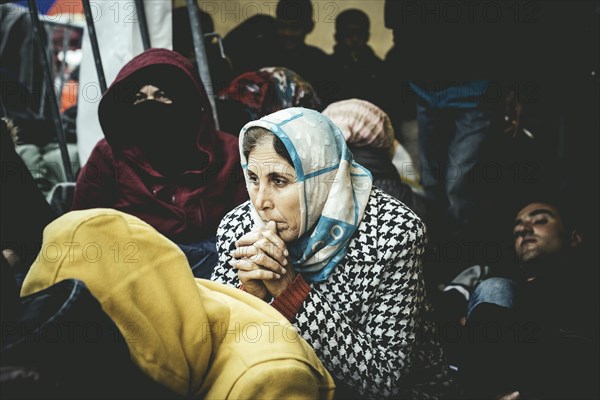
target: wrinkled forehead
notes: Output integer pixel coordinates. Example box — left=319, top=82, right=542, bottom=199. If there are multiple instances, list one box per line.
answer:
left=242, top=108, right=340, bottom=150
left=241, top=108, right=344, bottom=179
left=247, top=152, right=296, bottom=176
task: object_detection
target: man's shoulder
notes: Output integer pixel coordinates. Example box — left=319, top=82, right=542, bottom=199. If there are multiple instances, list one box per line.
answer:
left=303, top=44, right=329, bottom=59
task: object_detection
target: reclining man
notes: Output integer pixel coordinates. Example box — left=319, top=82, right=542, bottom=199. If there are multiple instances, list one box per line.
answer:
left=460, top=199, right=598, bottom=399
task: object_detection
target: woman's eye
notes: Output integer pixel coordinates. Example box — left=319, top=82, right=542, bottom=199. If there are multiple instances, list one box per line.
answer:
left=247, top=175, right=258, bottom=184
left=273, top=177, right=287, bottom=186
left=534, top=218, right=548, bottom=225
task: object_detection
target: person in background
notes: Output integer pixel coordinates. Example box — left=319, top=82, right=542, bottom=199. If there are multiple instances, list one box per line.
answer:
left=323, top=98, right=426, bottom=219
left=217, top=66, right=321, bottom=136
left=172, top=4, right=233, bottom=92
left=271, top=0, right=333, bottom=104
left=1, top=3, right=80, bottom=196
left=223, top=14, right=277, bottom=77
left=454, top=198, right=598, bottom=399
left=328, top=9, right=387, bottom=112
left=71, top=48, right=247, bottom=279
left=384, top=0, right=506, bottom=240
left=1, top=118, right=56, bottom=288
left=221, top=0, right=333, bottom=103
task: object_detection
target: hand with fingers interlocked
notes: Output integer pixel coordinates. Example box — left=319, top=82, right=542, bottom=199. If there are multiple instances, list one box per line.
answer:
left=231, top=221, right=297, bottom=300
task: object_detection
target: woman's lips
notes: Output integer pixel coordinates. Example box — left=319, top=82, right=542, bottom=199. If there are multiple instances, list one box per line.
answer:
left=275, top=222, right=288, bottom=230
left=522, top=237, right=538, bottom=246
left=262, top=219, right=287, bottom=227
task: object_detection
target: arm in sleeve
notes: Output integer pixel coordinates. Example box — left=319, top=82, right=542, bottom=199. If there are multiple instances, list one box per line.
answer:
left=71, top=142, right=117, bottom=210
left=211, top=204, right=250, bottom=287
left=294, top=214, right=428, bottom=399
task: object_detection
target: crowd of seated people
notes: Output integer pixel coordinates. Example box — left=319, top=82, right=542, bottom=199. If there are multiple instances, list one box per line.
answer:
left=1, top=0, right=598, bottom=398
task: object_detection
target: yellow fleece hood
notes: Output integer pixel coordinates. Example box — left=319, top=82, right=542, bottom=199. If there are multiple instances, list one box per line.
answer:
left=22, top=209, right=334, bottom=399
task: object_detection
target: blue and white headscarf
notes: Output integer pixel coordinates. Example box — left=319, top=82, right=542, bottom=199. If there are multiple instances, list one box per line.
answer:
left=239, top=108, right=373, bottom=282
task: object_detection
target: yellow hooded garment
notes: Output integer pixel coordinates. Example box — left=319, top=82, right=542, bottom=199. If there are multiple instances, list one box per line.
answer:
left=21, top=209, right=335, bottom=399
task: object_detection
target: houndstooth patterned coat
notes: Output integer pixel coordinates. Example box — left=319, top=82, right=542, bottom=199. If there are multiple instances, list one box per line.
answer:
left=213, top=188, right=452, bottom=399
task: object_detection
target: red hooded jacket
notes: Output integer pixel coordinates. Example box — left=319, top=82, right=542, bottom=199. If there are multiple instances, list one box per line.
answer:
left=72, top=49, right=247, bottom=243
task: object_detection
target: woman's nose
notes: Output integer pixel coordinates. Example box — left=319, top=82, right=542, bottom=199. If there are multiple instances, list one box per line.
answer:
left=254, top=184, right=273, bottom=211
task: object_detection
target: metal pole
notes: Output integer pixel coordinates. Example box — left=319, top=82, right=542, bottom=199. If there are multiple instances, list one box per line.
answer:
left=57, top=27, right=72, bottom=104
left=81, top=0, right=107, bottom=93
left=135, top=0, right=151, bottom=50
left=27, top=0, right=74, bottom=182
left=38, top=82, right=47, bottom=117
left=185, top=0, right=219, bottom=129
left=0, top=94, right=7, bottom=119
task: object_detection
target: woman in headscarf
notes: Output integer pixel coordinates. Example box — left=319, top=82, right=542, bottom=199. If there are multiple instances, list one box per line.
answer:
left=212, top=108, right=452, bottom=399
left=72, top=49, right=247, bottom=278
left=323, top=98, right=426, bottom=219
left=216, top=66, right=321, bottom=136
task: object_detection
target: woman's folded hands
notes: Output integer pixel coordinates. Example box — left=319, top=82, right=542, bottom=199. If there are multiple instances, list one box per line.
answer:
left=231, top=221, right=297, bottom=299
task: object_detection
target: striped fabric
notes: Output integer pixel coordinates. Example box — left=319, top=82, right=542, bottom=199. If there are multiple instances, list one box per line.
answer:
left=323, top=98, right=395, bottom=153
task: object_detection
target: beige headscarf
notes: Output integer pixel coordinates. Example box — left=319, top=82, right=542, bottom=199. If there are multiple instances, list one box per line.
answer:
left=323, top=99, right=395, bottom=155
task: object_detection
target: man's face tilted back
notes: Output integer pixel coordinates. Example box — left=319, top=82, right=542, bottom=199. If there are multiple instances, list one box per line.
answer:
left=513, top=202, right=582, bottom=279
left=513, top=203, right=566, bottom=262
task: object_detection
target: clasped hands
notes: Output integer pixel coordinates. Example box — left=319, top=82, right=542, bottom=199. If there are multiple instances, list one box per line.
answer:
left=230, top=221, right=296, bottom=300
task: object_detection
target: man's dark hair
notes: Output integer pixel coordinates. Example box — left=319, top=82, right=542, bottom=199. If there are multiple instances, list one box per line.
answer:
left=512, top=192, right=577, bottom=233
left=276, top=0, right=314, bottom=32
left=172, top=6, right=215, bottom=58
left=335, top=9, right=370, bottom=34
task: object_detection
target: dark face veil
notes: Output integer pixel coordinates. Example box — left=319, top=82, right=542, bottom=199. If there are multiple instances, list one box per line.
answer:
left=116, top=64, right=206, bottom=171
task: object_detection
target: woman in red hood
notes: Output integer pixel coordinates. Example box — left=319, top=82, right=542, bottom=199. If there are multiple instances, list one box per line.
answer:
left=72, top=49, right=247, bottom=277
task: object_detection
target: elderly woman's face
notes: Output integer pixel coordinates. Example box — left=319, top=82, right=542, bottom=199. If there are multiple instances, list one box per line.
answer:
left=246, top=139, right=300, bottom=242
